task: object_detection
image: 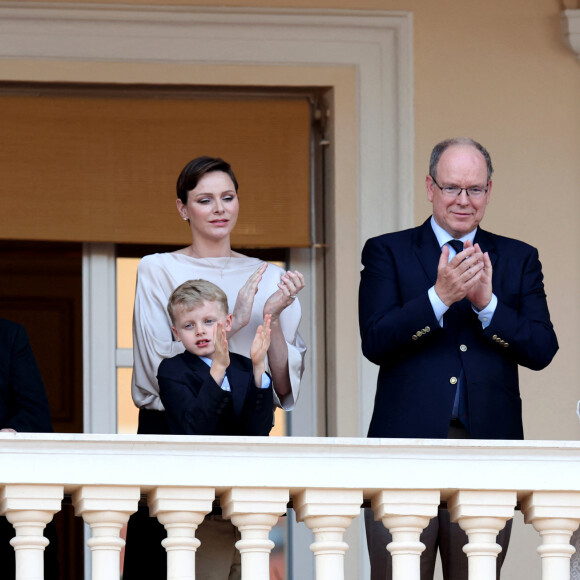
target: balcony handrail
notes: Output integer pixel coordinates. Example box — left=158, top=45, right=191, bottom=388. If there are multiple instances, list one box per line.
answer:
left=1, top=434, right=580, bottom=580
left=0, top=433, right=579, bottom=495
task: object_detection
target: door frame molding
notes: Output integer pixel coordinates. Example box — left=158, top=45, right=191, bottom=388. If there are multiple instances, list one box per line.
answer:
left=82, top=243, right=117, bottom=434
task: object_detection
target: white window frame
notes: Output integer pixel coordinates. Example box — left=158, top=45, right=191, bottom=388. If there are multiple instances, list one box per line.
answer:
left=82, top=243, right=117, bottom=435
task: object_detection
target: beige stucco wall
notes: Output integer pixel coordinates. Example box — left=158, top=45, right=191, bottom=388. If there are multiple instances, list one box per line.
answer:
left=7, top=0, right=580, bottom=442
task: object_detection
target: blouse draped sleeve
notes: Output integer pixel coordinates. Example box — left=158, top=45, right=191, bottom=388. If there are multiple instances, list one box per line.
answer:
left=131, top=255, right=184, bottom=410
left=274, top=294, right=306, bottom=411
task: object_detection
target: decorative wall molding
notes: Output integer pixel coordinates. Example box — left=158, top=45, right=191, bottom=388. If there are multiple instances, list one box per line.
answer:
left=562, top=9, right=580, bottom=60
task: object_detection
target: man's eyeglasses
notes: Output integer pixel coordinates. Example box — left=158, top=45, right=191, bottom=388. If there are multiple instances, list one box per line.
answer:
left=430, top=175, right=489, bottom=199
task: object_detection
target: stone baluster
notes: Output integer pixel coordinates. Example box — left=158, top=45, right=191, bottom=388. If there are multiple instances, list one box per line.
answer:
left=521, top=491, right=580, bottom=580
left=447, top=490, right=516, bottom=580
left=72, top=485, right=140, bottom=580
left=0, top=484, right=64, bottom=580
left=148, top=486, right=215, bottom=580
left=221, top=487, right=289, bottom=580
left=293, top=488, right=363, bottom=580
left=371, top=489, right=440, bottom=580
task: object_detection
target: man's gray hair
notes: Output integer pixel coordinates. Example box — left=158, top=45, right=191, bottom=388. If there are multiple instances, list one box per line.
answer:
left=429, top=137, right=494, bottom=182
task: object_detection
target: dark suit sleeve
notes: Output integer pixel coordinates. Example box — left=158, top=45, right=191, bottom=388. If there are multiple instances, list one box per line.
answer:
left=158, top=358, right=231, bottom=435
left=1, top=323, right=53, bottom=433
left=359, top=236, right=440, bottom=366
left=241, top=372, right=274, bottom=436
left=484, top=246, right=558, bottom=370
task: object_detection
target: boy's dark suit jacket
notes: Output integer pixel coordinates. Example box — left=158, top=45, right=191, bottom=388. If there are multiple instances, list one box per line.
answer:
left=158, top=350, right=273, bottom=436
left=359, top=219, right=559, bottom=440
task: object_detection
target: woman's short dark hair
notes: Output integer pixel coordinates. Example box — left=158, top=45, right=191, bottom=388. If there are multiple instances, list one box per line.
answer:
left=176, top=156, right=239, bottom=204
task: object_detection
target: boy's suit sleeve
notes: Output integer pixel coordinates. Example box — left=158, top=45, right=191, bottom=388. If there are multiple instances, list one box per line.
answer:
left=241, top=371, right=274, bottom=436
left=227, top=353, right=273, bottom=436
left=158, top=357, right=231, bottom=435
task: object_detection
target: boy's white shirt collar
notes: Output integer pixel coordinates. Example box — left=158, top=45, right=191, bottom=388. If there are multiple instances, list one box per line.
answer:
left=199, top=355, right=270, bottom=390
left=200, top=355, right=232, bottom=392
left=200, top=356, right=213, bottom=366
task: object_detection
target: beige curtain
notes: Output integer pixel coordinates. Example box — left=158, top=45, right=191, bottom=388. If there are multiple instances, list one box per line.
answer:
left=0, top=90, right=310, bottom=248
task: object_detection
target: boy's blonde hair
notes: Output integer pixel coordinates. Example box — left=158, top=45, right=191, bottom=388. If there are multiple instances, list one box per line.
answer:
left=167, top=279, right=229, bottom=323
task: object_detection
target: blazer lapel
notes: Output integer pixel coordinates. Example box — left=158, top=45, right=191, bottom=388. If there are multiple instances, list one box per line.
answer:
left=474, top=227, right=498, bottom=269
left=413, top=221, right=498, bottom=283
left=182, top=351, right=214, bottom=391
left=226, top=363, right=252, bottom=419
left=182, top=352, right=254, bottom=420
left=414, top=219, right=442, bottom=285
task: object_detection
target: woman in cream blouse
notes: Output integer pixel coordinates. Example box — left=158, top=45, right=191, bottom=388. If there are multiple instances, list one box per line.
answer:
left=124, top=156, right=306, bottom=580
left=131, top=156, right=306, bottom=434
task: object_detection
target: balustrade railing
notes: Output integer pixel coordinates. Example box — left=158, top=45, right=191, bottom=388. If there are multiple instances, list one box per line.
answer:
left=0, top=434, right=579, bottom=580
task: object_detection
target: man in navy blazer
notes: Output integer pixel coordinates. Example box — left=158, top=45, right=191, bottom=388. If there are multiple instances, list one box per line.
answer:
left=359, top=138, right=558, bottom=580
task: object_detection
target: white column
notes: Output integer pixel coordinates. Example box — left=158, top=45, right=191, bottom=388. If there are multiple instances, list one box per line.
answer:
left=148, top=486, right=215, bottom=580
left=371, top=489, right=440, bottom=580
left=447, top=490, right=516, bottom=580
left=221, top=487, right=289, bottom=580
left=293, top=488, right=362, bottom=580
left=0, top=484, right=64, bottom=580
left=72, top=485, right=140, bottom=580
left=521, top=491, right=580, bottom=580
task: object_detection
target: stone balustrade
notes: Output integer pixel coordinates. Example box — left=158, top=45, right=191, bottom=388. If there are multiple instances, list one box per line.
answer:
left=0, top=433, right=579, bottom=580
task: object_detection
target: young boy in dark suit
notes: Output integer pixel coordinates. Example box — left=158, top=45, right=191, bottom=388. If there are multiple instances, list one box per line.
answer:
left=158, top=278, right=273, bottom=437
left=157, top=279, right=274, bottom=580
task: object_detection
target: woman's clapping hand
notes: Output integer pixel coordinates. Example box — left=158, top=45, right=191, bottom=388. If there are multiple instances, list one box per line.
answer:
left=264, top=270, right=305, bottom=320
left=230, top=263, right=268, bottom=335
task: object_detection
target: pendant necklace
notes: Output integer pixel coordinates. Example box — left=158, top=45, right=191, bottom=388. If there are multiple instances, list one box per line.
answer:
left=190, top=248, right=233, bottom=279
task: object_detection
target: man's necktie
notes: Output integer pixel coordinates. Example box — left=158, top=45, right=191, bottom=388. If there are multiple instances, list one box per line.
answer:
left=448, top=239, right=464, bottom=255
left=446, top=238, right=469, bottom=430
